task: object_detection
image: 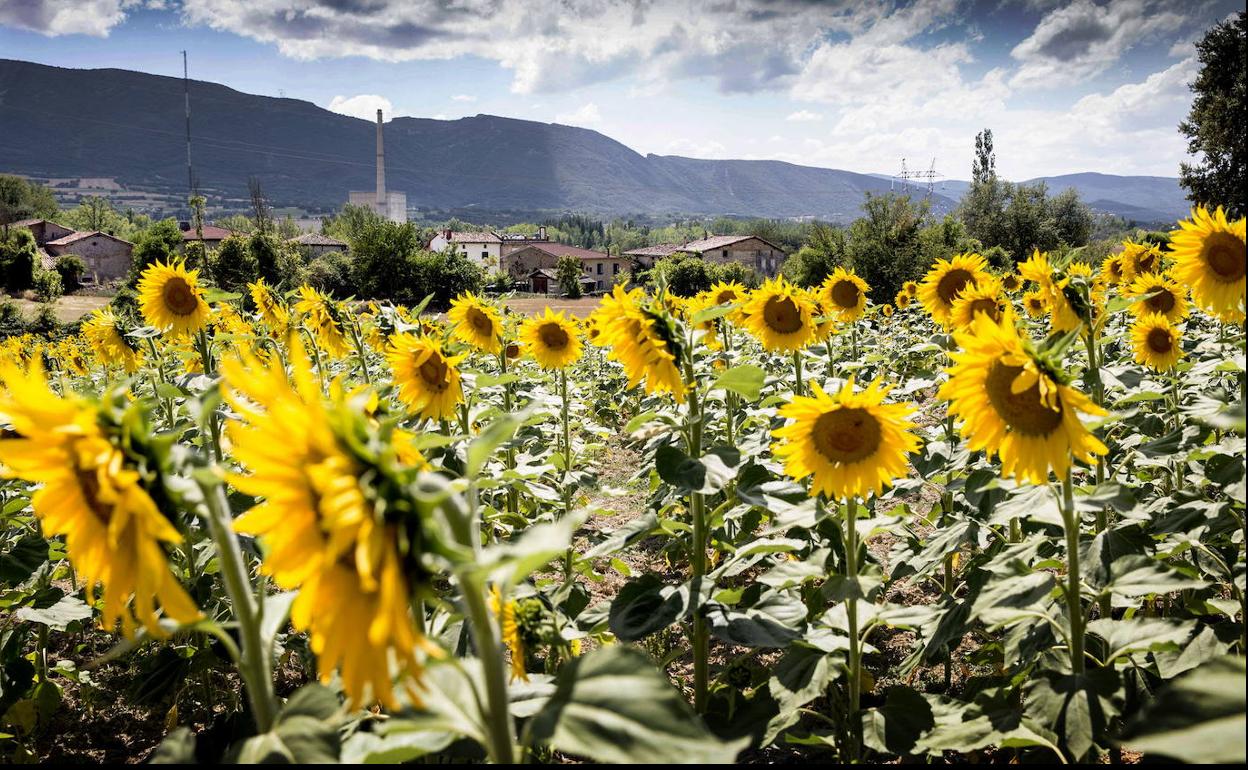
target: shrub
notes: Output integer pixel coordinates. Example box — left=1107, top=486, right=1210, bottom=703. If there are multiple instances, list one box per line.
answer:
left=54, top=254, right=87, bottom=294
left=305, top=251, right=355, bottom=299
left=485, top=270, right=513, bottom=293
left=110, top=286, right=140, bottom=321
left=129, top=218, right=184, bottom=284
left=710, top=260, right=759, bottom=288
left=408, top=250, right=483, bottom=309
left=0, top=298, right=25, bottom=338
left=27, top=303, right=61, bottom=337
left=33, top=270, right=63, bottom=303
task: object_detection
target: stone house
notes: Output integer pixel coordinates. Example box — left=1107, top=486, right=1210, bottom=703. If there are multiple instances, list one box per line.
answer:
left=12, top=218, right=75, bottom=247
left=179, top=223, right=233, bottom=252
left=504, top=242, right=625, bottom=293
left=43, top=231, right=134, bottom=284
left=624, top=235, right=786, bottom=277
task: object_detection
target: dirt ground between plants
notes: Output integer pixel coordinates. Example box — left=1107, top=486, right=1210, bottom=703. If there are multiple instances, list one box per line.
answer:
left=9, top=294, right=111, bottom=323
left=502, top=296, right=602, bottom=318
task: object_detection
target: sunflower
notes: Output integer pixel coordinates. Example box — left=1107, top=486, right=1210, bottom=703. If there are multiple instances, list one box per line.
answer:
left=223, top=343, right=436, bottom=708
left=939, top=313, right=1107, bottom=484
left=249, top=277, right=289, bottom=331
left=918, top=252, right=991, bottom=327
left=1121, top=240, right=1163, bottom=277
left=1100, top=253, right=1130, bottom=285
left=136, top=260, right=210, bottom=337
left=1019, top=251, right=1081, bottom=332
left=448, top=293, right=504, bottom=354
left=894, top=291, right=912, bottom=309
left=0, top=361, right=200, bottom=638
left=386, top=333, right=466, bottom=421
left=1168, top=206, right=1246, bottom=322
left=708, top=280, right=747, bottom=309
left=950, top=277, right=1006, bottom=329
left=741, top=276, right=818, bottom=351
left=819, top=268, right=870, bottom=323
left=1123, top=271, right=1189, bottom=321
left=490, top=586, right=529, bottom=683
left=881, top=304, right=894, bottom=318
left=519, top=307, right=583, bottom=369
left=903, top=281, right=919, bottom=297
left=773, top=377, right=919, bottom=500
left=81, top=308, right=142, bottom=373
left=596, top=285, right=686, bottom=401
left=1001, top=273, right=1022, bottom=293
left=1130, top=313, right=1183, bottom=371
left=685, top=292, right=725, bottom=350
left=294, top=285, right=351, bottom=357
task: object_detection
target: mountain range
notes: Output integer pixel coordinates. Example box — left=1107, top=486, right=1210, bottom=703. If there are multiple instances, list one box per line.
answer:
left=0, top=59, right=1191, bottom=224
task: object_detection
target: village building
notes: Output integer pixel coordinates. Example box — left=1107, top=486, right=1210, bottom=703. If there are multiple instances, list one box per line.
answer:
left=179, top=223, right=233, bottom=252
left=428, top=229, right=503, bottom=271
left=347, top=109, right=407, bottom=223
left=623, top=235, right=786, bottom=276
left=43, top=231, right=134, bottom=284
left=503, top=242, right=625, bottom=293
left=12, top=218, right=74, bottom=247
left=289, top=232, right=348, bottom=258
left=498, top=226, right=550, bottom=257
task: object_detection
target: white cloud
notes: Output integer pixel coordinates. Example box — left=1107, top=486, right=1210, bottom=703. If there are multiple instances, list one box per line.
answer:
left=554, top=102, right=601, bottom=127
left=0, top=0, right=134, bottom=36
left=785, top=110, right=823, bottom=122
left=327, top=94, right=393, bottom=121
left=1010, top=0, right=1187, bottom=89
left=451, top=94, right=477, bottom=102
left=176, top=0, right=913, bottom=95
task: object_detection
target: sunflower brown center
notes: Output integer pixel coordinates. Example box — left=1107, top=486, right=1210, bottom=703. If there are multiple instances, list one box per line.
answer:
left=1135, top=251, right=1158, bottom=274
left=162, top=277, right=198, bottom=317
left=831, top=280, right=860, bottom=309
left=1146, top=327, right=1174, bottom=354
left=1003, top=275, right=1020, bottom=290
left=538, top=322, right=569, bottom=351
left=466, top=307, right=494, bottom=335
left=1202, top=232, right=1246, bottom=282
left=937, top=269, right=974, bottom=305
left=1144, top=286, right=1176, bottom=313
left=716, top=290, right=738, bottom=304
left=811, top=407, right=882, bottom=464
left=418, top=355, right=449, bottom=391
left=967, top=297, right=1001, bottom=321
left=505, top=343, right=520, bottom=359
left=763, top=295, right=803, bottom=334
left=984, top=362, right=1063, bottom=437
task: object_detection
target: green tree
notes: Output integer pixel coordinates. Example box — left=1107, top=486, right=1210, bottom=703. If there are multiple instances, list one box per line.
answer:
left=0, top=228, right=39, bottom=293
left=555, top=254, right=584, bottom=298
left=209, top=235, right=259, bottom=293
left=1049, top=188, right=1094, bottom=247
left=651, top=253, right=713, bottom=297
left=408, top=251, right=483, bottom=308
left=305, top=252, right=354, bottom=298
left=349, top=218, right=423, bottom=301
left=845, top=193, right=929, bottom=304
left=0, top=175, right=58, bottom=234
left=1178, top=11, right=1247, bottom=215
left=782, top=224, right=847, bottom=287
left=129, top=218, right=185, bottom=283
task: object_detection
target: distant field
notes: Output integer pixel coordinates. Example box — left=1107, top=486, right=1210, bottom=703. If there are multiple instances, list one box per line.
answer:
left=11, top=294, right=110, bottom=323
left=5, top=293, right=600, bottom=326
left=503, top=296, right=601, bottom=318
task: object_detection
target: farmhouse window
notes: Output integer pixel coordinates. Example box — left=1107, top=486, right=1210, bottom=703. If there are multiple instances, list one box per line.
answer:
left=597, top=263, right=603, bottom=274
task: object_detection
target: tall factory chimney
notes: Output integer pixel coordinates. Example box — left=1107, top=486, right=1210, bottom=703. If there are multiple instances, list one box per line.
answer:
left=375, top=108, right=386, bottom=204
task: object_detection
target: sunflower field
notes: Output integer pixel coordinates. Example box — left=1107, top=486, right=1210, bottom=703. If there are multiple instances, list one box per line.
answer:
left=0, top=206, right=1244, bottom=764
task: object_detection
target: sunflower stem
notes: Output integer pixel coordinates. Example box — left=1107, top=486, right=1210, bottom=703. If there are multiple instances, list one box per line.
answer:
left=792, top=349, right=803, bottom=397
left=844, top=494, right=862, bottom=762
left=197, top=476, right=278, bottom=734
left=347, top=314, right=372, bottom=385
left=683, top=357, right=709, bottom=714
left=1059, top=469, right=1087, bottom=680
left=499, top=349, right=518, bottom=515
left=459, top=574, right=517, bottom=764
left=560, top=368, right=575, bottom=579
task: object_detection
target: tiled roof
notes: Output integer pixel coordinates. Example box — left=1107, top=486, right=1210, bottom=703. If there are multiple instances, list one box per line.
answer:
left=182, top=225, right=234, bottom=241
left=679, top=234, right=788, bottom=255
left=622, top=244, right=681, bottom=257
left=515, top=242, right=612, bottom=261
left=45, top=230, right=133, bottom=247
left=290, top=232, right=347, bottom=247
left=449, top=230, right=502, bottom=244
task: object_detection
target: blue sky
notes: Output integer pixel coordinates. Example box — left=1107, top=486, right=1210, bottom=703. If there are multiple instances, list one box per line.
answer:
left=0, top=0, right=1240, bottom=179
